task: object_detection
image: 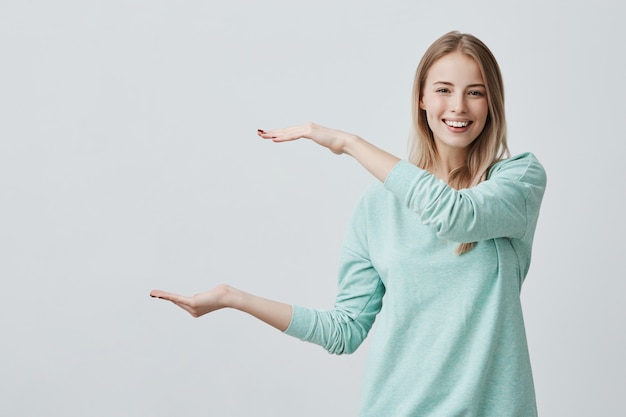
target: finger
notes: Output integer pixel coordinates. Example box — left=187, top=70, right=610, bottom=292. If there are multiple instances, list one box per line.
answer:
left=257, top=128, right=283, bottom=140
left=150, top=289, right=191, bottom=306
left=257, top=125, right=309, bottom=141
left=151, top=292, right=199, bottom=316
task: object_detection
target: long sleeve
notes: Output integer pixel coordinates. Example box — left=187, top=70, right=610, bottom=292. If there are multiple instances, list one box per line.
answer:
left=383, top=152, right=547, bottom=243
left=282, top=154, right=544, bottom=416
left=283, top=196, right=385, bottom=355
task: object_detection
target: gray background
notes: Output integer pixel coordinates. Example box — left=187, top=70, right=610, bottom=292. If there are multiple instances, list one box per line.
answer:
left=1, top=0, right=624, bottom=416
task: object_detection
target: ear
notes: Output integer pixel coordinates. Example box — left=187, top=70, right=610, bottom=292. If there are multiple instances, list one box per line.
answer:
left=419, top=96, right=426, bottom=110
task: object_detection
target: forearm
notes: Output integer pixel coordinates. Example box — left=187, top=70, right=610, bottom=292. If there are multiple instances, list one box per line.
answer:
left=224, top=286, right=293, bottom=332
left=342, top=134, right=401, bottom=183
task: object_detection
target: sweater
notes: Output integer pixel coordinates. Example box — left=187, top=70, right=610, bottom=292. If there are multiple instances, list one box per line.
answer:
left=284, top=152, right=547, bottom=417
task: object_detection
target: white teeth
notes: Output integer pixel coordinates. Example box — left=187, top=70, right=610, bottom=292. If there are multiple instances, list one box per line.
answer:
left=445, top=120, right=469, bottom=128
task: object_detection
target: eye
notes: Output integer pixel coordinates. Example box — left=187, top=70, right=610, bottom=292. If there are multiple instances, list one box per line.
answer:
left=436, top=88, right=450, bottom=94
left=468, top=90, right=485, bottom=97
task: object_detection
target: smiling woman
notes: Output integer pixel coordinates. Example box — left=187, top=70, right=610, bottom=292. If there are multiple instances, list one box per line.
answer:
left=419, top=52, right=489, bottom=167
left=151, top=31, right=546, bottom=417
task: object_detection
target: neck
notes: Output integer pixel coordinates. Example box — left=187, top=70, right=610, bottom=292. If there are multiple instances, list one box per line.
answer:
left=429, top=151, right=467, bottom=183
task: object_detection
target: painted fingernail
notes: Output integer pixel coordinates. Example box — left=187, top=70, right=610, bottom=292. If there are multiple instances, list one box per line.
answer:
left=257, top=129, right=265, bottom=133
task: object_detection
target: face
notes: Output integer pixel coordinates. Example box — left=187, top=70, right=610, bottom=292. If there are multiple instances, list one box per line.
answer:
left=419, top=51, right=489, bottom=156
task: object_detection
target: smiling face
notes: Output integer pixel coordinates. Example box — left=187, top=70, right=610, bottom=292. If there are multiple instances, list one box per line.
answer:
left=419, top=51, right=489, bottom=159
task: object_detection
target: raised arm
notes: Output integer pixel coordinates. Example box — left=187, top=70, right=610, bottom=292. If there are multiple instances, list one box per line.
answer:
left=257, top=123, right=400, bottom=183
left=150, top=285, right=293, bottom=331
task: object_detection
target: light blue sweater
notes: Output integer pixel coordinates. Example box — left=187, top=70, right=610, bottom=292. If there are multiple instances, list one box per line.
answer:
left=284, top=153, right=547, bottom=417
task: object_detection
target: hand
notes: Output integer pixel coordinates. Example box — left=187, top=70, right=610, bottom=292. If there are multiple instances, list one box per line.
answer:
left=257, top=122, right=356, bottom=155
left=150, top=285, right=231, bottom=318
left=150, top=285, right=293, bottom=330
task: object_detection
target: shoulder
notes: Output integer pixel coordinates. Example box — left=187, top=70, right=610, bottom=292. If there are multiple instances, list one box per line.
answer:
left=488, top=152, right=547, bottom=188
left=351, top=182, right=402, bottom=219
left=359, top=182, right=396, bottom=206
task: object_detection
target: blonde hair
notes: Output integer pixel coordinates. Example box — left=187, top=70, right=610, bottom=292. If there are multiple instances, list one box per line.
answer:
left=409, top=31, right=510, bottom=254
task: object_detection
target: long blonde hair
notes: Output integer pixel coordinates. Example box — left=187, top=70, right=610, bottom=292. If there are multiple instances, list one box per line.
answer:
left=409, top=31, right=510, bottom=254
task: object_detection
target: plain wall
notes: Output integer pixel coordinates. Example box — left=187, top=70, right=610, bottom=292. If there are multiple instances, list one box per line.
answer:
left=1, top=0, right=624, bottom=416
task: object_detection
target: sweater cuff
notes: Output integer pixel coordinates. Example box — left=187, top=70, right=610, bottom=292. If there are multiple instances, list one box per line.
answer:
left=384, top=160, right=424, bottom=199
left=283, top=305, right=315, bottom=341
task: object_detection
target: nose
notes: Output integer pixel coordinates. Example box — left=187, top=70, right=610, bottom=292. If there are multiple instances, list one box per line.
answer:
left=451, top=93, right=467, bottom=113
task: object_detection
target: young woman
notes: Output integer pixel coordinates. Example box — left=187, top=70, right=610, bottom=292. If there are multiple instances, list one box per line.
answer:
left=150, top=31, right=547, bottom=417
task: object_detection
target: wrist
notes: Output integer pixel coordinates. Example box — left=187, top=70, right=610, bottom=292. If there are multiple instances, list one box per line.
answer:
left=216, top=284, right=240, bottom=309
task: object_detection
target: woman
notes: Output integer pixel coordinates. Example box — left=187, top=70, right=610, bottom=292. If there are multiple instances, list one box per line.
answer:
left=151, top=31, right=546, bottom=417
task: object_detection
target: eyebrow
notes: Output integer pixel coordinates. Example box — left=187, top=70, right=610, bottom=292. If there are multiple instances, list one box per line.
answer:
left=433, top=81, right=486, bottom=88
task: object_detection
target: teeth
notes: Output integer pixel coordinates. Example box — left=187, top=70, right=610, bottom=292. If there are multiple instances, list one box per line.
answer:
left=445, top=120, right=469, bottom=128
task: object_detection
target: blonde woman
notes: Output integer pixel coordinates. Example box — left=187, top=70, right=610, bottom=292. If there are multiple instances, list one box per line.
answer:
left=151, top=31, right=546, bottom=417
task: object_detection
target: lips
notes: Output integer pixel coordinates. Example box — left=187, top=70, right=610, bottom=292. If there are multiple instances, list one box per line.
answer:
left=444, top=120, right=471, bottom=128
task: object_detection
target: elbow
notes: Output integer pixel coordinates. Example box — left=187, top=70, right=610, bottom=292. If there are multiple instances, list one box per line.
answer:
left=325, top=340, right=363, bottom=355
left=323, top=320, right=369, bottom=355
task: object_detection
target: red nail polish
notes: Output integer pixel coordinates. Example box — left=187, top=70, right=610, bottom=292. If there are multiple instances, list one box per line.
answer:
left=257, top=129, right=265, bottom=133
